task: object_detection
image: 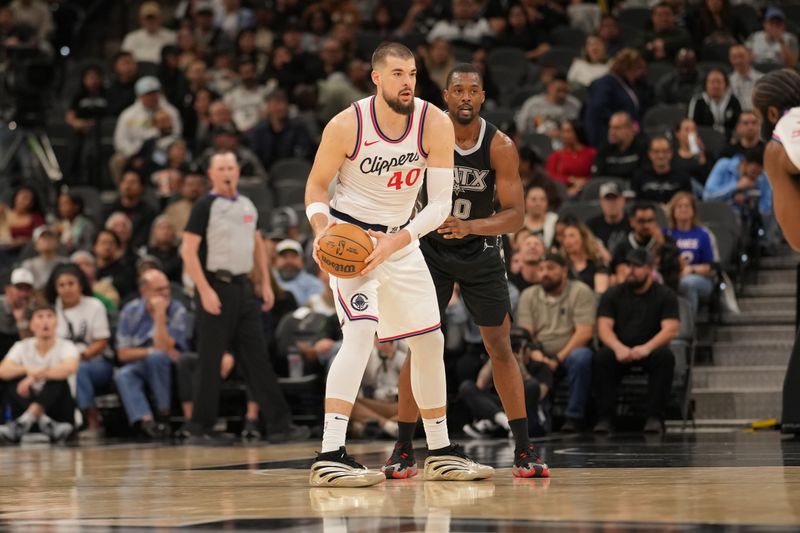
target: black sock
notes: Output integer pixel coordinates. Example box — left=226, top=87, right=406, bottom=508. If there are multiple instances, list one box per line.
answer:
left=397, top=421, right=416, bottom=447
left=508, top=418, right=530, bottom=451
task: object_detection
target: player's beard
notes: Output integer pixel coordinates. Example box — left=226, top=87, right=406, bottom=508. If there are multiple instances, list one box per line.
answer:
left=384, top=88, right=415, bottom=115
left=454, top=106, right=476, bottom=125
left=761, top=115, right=778, bottom=143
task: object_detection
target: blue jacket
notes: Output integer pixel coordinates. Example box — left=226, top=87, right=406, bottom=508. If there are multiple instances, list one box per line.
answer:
left=703, top=155, right=772, bottom=215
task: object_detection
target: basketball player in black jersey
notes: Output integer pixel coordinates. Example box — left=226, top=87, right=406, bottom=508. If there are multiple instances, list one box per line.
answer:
left=382, top=64, right=549, bottom=478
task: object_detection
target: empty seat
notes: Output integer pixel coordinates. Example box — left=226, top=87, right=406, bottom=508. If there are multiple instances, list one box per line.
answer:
left=270, top=158, right=311, bottom=187
left=696, top=126, right=728, bottom=159
left=538, top=47, right=580, bottom=73
left=643, top=104, right=687, bottom=133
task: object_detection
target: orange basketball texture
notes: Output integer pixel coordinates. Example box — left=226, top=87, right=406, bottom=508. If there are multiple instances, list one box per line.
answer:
left=318, top=223, right=374, bottom=279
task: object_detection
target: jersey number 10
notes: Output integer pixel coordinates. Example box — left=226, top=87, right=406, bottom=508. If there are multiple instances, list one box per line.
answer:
left=386, top=168, right=421, bottom=190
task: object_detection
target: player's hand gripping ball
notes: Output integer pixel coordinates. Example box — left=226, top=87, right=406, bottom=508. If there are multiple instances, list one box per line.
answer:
left=318, top=223, right=374, bottom=279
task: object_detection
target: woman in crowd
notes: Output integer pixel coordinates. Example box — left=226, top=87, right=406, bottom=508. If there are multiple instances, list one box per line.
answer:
left=688, top=68, right=741, bottom=141
left=70, top=250, right=120, bottom=313
left=522, top=186, right=559, bottom=249
left=1, top=187, right=45, bottom=265
left=545, top=120, right=597, bottom=198
left=665, top=192, right=716, bottom=315
left=54, top=192, right=96, bottom=254
left=568, top=35, right=610, bottom=88
left=45, top=263, right=112, bottom=435
left=672, top=118, right=710, bottom=186
left=560, top=221, right=609, bottom=293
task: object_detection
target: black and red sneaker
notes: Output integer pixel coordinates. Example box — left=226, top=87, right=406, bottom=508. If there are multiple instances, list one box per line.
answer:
left=381, top=442, right=418, bottom=479
left=512, top=443, right=550, bottom=478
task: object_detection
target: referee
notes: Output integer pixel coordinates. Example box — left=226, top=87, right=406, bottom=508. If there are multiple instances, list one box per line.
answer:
left=181, top=151, right=308, bottom=442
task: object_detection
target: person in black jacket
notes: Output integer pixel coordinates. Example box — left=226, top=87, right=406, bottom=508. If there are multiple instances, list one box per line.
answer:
left=688, top=68, right=742, bottom=141
left=632, top=137, right=693, bottom=205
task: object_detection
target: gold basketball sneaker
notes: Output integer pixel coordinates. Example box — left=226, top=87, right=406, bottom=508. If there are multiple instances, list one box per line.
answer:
left=310, top=446, right=385, bottom=487
left=423, top=444, right=494, bottom=481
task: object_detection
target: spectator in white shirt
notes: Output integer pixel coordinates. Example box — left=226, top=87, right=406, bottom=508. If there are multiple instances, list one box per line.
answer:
left=0, top=304, right=79, bottom=444
left=427, top=0, right=493, bottom=45
left=568, top=35, right=611, bottom=88
left=746, top=7, right=799, bottom=68
left=121, top=1, right=177, bottom=64
left=515, top=74, right=582, bottom=138
left=217, top=0, right=254, bottom=42
left=728, top=45, right=762, bottom=112
left=114, top=77, right=183, bottom=159
left=223, top=60, right=270, bottom=133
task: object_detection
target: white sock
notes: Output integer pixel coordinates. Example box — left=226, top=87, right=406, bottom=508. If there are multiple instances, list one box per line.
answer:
left=422, top=416, right=450, bottom=451
left=494, top=411, right=510, bottom=430
left=321, top=413, right=349, bottom=453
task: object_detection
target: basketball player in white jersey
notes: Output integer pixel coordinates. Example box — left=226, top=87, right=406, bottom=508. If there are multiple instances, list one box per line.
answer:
left=753, top=69, right=800, bottom=436
left=304, top=42, right=493, bottom=487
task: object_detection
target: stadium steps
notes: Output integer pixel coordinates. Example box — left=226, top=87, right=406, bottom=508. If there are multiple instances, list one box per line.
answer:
left=693, top=254, right=797, bottom=423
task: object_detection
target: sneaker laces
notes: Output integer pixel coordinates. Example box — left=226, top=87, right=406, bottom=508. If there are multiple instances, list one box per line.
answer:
left=516, top=443, right=544, bottom=464
left=318, top=447, right=366, bottom=470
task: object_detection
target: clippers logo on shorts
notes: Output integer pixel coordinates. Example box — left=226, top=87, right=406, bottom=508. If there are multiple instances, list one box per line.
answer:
left=350, top=293, right=369, bottom=311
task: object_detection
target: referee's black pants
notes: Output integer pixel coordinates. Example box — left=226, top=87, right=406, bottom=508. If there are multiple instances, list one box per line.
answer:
left=191, top=278, right=292, bottom=433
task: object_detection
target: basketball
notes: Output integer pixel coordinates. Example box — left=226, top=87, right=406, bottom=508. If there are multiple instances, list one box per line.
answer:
left=318, top=223, right=374, bottom=279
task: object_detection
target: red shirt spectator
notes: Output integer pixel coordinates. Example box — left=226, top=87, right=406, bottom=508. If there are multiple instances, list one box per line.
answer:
left=545, top=120, right=597, bottom=197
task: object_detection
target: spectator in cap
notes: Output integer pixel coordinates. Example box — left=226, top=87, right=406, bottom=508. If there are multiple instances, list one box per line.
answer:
left=516, top=252, right=596, bottom=433
left=587, top=182, right=631, bottom=254
left=594, top=247, right=679, bottom=435
left=112, top=76, right=183, bottom=183
left=196, top=124, right=267, bottom=180
left=248, top=90, right=316, bottom=171
left=0, top=268, right=35, bottom=357
left=20, top=227, right=68, bottom=291
left=272, top=239, right=324, bottom=306
left=121, top=1, right=177, bottom=63
left=746, top=7, right=799, bottom=68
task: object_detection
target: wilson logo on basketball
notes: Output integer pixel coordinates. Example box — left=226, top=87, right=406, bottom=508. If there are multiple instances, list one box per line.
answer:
left=320, top=253, right=356, bottom=274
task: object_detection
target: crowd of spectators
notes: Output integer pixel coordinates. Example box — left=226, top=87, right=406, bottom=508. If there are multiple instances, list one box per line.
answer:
left=0, top=0, right=793, bottom=442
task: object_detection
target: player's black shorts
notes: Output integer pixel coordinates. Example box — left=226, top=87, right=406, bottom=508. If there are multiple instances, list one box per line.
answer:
left=420, top=235, right=512, bottom=327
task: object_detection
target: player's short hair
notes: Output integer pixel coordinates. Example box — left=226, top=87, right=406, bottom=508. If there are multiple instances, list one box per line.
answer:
left=445, top=63, right=483, bottom=88
left=209, top=150, right=239, bottom=168
left=371, top=42, right=414, bottom=70
left=742, top=146, right=765, bottom=166
left=753, top=69, right=800, bottom=125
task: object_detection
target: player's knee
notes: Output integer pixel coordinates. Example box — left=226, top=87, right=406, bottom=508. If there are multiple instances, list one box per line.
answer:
left=406, top=329, right=444, bottom=359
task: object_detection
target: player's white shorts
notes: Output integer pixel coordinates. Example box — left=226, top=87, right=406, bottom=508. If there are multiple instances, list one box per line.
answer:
left=330, top=242, right=441, bottom=342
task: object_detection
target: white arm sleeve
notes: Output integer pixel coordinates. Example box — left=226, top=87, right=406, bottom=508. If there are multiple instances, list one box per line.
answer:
left=404, top=167, right=454, bottom=241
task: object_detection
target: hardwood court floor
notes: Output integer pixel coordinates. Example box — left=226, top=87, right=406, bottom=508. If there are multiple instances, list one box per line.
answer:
left=1, top=431, right=800, bottom=531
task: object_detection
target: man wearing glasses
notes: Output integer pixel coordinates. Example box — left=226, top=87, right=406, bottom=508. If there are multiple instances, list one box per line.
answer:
left=610, top=201, right=669, bottom=283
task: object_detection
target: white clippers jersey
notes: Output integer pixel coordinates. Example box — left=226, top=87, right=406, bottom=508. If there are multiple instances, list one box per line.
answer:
left=331, top=95, right=431, bottom=226
left=772, top=107, right=800, bottom=170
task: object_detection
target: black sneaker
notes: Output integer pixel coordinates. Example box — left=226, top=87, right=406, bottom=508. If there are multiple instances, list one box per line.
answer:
left=560, top=418, right=580, bottom=434
left=424, top=443, right=494, bottom=481
left=512, top=443, right=550, bottom=478
left=140, top=419, right=168, bottom=439
left=173, top=423, right=192, bottom=441
left=241, top=419, right=262, bottom=441
left=309, top=446, right=385, bottom=487
left=382, top=442, right=418, bottom=479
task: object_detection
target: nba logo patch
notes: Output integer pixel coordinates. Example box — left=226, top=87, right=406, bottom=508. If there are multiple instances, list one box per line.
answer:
left=243, top=214, right=255, bottom=223
left=350, top=293, right=369, bottom=311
